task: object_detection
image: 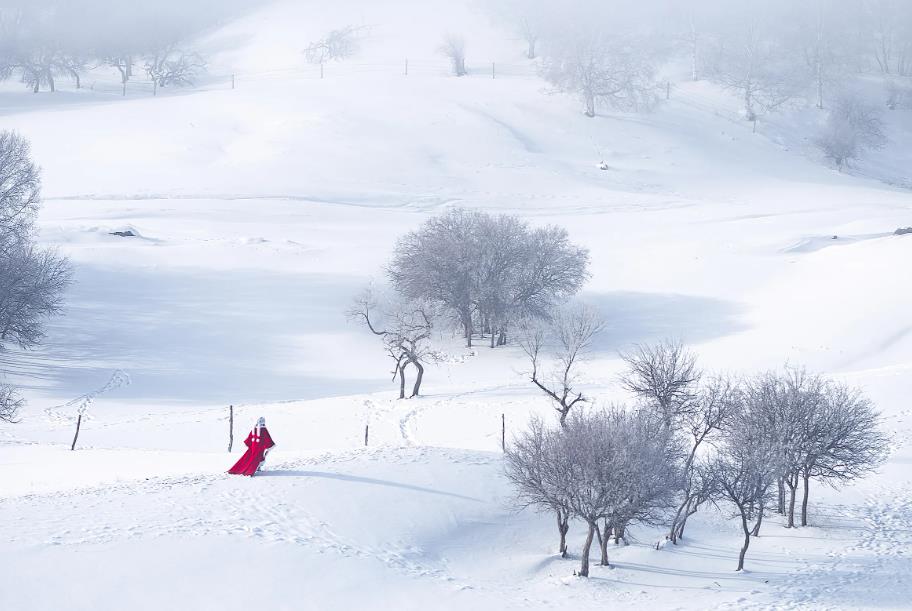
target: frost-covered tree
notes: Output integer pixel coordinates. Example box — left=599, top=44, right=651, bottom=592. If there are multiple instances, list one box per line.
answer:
left=620, top=340, right=702, bottom=426
left=712, top=406, right=782, bottom=571
left=348, top=288, right=438, bottom=399
left=504, top=416, right=574, bottom=557
left=559, top=407, right=680, bottom=576
left=304, top=25, right=363, bottom=78
left=439, top=34, right=467, bottom=77
left=541, top=26, right=659, bottom=117
left=145, top=47, right=205, bottom=93
left=518, top=305, right=603, bottom=427
left=816, top=92, right=887, bottom=169
left=706, top=8, right=803, bottom=120
left=0, top=131, right=71, bottom=423
left=388, top=209, right=589, bottom=348
left=667, top=374, right=740, bottom=543
left=860, top=0, right=912, bottom=76
left=797, top=379, right=888, bottom=526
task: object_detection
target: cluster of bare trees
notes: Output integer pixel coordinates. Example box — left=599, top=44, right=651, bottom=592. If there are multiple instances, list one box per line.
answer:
left=507, top=340, right=889, bottom=576
left=350, top=208, right=589, bottom=398
left=0, top=0, right=240, bottom=94
left=0, top=131, right=71, bottom=422
left=490, top=1, right=909, bottom=166
left=388, top=208, right=589, bottom=349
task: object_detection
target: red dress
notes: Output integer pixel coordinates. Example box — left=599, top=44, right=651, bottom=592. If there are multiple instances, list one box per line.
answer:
left=228, top=427, right=275, bottom=476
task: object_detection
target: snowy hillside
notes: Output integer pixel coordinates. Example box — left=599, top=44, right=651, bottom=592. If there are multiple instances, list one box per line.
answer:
left=1, top=1, right=911, bottom=610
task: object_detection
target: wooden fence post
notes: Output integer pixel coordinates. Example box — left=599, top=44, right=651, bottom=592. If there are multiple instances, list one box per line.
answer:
left=71, top=413, right=82, bottom=451
left=501, top=413, right=505, bottom=452
left=364, top=424, right=369, bottom=446
left=228, top=404, right=234, bottom=452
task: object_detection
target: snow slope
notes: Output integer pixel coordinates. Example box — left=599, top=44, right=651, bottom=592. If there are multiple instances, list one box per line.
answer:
left=1, top=1, right=911, bottom=609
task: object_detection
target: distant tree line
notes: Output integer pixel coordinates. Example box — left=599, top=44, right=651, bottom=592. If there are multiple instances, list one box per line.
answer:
left=507, top=341, right=889, bottom=575
left=0, top=0, right=245, bottom=94
left=491, top=0, right=911, bottom=167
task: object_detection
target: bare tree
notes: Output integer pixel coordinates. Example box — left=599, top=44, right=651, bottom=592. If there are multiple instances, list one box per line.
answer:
left=504, top=416, right=573, bottom=557
left=304, top=25, right=363, bottom=78
left=816, top=92, right=887, bottom=170
left=145, top=47, right=205, bottom=93
left=541, top=27, right=659, bottom=117
left=388, top=209, right=588, bottom=349
left=667, top=374, right=740, bottom=543
left=558, top=407, right=679, bottom=576
left=620, top=340, right=702, bottom=426
left=439, top=34, right=467, bottom=77
left=798, top=379, right=889, bottom=526
left=0, top=131, right=71, bottom=424
left=711, top=418, right=781, bottom=571
left=348, top=288, right=438, bottom=399
left=0, top=382, right=24, bottom=423
left=519, top=305, right=603, bottom=427
left=706, top=13, right=802, bottom=121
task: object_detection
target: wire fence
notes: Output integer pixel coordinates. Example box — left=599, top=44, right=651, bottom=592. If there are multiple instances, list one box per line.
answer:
left=81, top=57, right=541, bottom=98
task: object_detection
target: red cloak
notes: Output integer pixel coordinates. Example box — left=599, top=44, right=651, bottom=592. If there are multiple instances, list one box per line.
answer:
left=228, top=427, right=275, bottom=476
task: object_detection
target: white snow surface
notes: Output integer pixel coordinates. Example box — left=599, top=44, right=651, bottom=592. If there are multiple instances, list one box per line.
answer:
left=1, top=1, right=912, bottom=609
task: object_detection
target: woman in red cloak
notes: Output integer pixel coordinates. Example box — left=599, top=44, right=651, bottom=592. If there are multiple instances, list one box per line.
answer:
left=229, top=417, right=275, bottom=476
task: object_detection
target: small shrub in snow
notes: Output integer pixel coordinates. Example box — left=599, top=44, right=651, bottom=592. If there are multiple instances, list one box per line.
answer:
left=895, top=227, right=912, bottom=235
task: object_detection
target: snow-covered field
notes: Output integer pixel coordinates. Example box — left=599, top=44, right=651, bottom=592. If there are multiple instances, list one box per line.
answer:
left=1, top=1, right=911, bottom=609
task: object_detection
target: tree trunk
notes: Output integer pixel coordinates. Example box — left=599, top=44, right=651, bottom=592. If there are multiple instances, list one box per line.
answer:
left=599, top=520, right=610, bottom=566
left=48, top=71, right=55, bottom=92
left=786, top=475, right=798, bottom=528
left=777, top=477, right=785, bottom=514
left=614, top=524, right=626, bottom=545
left=557, top=511, right=569, bottom=557
left=579, top=522, right=595, bottom=577
left=71, top=413, right=82, bottom=451
left=398, top=364, right=406, bottom=399
left=527, top=39, right=536, bottom=60
left=737, top=511, right=751, bottom=571
left=801, top=473, right=811, bottom=527
left=410, top=361, right=424, bottom=398
left=585, top=92, right=595, bottom=118
left=751, top=504, right=764, bottom=537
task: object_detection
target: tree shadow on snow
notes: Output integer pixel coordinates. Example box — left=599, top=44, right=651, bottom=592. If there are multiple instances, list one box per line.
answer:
left=581, top=291, right=746, bottom=354
left=3, top=264, right=384, bottom=403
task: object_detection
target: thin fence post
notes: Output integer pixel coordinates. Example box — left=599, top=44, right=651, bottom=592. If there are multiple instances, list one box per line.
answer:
left=71, top=413, right=82, bottom=451
left=364, top=423, right=369, bottom=446
left=492, top=62, right=496, bottom=79
left=228, top=404, right=234, bottom=452
left=231, top=74, right=235, bottom=90
left=501, top=413, right=505, bottom=452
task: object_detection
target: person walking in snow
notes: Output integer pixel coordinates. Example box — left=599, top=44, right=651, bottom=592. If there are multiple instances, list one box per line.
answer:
left=228, top=417, right=275, bottom=476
